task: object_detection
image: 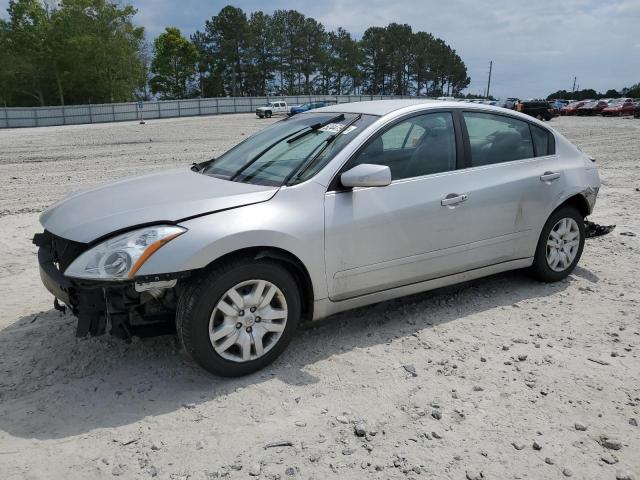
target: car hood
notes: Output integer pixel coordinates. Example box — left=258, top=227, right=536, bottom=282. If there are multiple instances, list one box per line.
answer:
left=40, top=167, right=279, bottom=243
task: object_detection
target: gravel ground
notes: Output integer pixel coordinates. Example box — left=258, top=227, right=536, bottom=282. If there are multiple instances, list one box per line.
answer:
left=0, top=114, right=638, bottom=480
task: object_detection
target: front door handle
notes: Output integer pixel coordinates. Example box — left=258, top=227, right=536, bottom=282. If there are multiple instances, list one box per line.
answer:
left=540, top=171, right=561, bottom=182
left=441, top=193, right=468, bottom=207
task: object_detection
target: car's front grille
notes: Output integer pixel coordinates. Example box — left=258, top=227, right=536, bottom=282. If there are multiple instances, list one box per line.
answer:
left=37, top=231, right=88, bottom=273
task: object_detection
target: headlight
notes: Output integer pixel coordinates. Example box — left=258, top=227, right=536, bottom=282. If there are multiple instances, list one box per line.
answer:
left=65, top=225, right=186, bottom=281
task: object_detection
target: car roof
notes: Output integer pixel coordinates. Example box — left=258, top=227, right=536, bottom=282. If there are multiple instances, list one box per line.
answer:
left=311, top=99, right=522, bottom=117
left=313, top=99, right=439, bottom=116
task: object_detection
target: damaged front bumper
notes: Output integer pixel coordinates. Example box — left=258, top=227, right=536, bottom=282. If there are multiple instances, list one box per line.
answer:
left=34, top=231, right=185, bottom=339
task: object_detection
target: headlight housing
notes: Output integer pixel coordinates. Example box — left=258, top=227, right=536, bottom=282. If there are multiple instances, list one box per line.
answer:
left=65, top=225, right=186, bottom=281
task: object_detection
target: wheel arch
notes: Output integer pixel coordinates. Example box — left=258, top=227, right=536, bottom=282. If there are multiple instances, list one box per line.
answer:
left=556, top=193, right=592, bottom=218
left=197, top=246, right=315, bottom=323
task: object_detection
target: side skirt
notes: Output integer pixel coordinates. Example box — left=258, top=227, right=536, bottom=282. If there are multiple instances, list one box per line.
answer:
left=311, top=257, right=534, bottom=321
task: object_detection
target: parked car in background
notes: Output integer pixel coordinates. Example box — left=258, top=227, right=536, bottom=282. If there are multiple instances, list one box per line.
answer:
left=288, top=101, right=336, bottom=116
left=521, top=100, right=556, bottom=121
left=35, top=100, right=601, bottom=376
left=634, top=102, right=640, bottom=119
left=500, top=98, right=520, bottom=110
left=550, top=99, right=569, bottom=112
left=577, top=100, right=610, bottom=116
left=601, top=98, right=636, bottom=117
left=560, top=101, right=590, bottom=116
left=256, top=101, right=290, bottom=118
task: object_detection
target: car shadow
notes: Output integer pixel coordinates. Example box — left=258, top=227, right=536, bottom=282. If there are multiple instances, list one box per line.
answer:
left=0, top=268, right=575, bottom=440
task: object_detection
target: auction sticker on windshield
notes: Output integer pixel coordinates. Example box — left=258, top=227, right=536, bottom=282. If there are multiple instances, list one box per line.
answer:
left=319, top=124, right=357, bottom=135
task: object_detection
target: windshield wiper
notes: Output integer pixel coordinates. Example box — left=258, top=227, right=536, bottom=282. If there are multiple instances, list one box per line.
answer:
left=191, top=158, right=215, bottom=173
left=229, top=114, right=346, bottom=182
left=286, top=114, right=345, bottom=144
left=228, top=125, right=312, bottom=182
left=284, top=114, right=362, bottom=185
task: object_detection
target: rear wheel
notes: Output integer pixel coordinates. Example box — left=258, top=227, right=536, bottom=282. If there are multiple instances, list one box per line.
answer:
left=531, top=206, right=585, bottom=282
left=176, top=258, right=301, bottom=376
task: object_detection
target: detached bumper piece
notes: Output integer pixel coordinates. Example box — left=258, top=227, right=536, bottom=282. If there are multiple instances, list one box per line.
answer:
left=34, top=231, right=180, bottom=339
left=585, top=220, right=615, bottom=238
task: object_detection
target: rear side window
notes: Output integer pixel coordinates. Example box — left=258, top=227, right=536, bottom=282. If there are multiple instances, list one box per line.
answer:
left=530, top=124, right=552, bottom=157
left=463, top=112, right=534, bottom=166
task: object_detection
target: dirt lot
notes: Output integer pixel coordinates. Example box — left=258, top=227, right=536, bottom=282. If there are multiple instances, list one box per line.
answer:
left=0, top=113, right=638, bottom=480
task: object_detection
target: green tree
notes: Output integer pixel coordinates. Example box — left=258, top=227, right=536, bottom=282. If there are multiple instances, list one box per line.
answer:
left=1, top=0, right=145, bottom=107
left=52, top=0, right=146, bottom=104
left=299, top=17, right=325, bottom=94
left=205, top=6, right=248, bottom=96
left=360, top=26, right=388, bottom=95
left=624, top=84, right=639, bottom=97
left=3, top=0, right=54, bottom=106
left=150, top=27, right=198, bottom=99
left=244, top=12, right=276, bottom=96
left=384, top=23, right=413, bottom=95
left=411, top=31, right=435, bottom=96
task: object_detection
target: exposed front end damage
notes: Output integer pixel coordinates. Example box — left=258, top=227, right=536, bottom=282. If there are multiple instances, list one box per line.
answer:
left=34, top=231, right=184, bottom=339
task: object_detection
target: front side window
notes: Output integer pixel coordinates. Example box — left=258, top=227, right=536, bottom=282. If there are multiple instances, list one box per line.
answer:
left=463, top=112, right=534, bottom=166
left=346, top=112, right=457, bottom=180
left=202, top=113, right=377, bottom=186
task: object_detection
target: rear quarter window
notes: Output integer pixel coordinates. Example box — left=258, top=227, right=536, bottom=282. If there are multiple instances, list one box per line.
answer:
left=530, top=124, right=554, bottom=157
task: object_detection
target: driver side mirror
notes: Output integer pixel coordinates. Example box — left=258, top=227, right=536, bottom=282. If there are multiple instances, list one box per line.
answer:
left=340, top=164, right=392, bottom=188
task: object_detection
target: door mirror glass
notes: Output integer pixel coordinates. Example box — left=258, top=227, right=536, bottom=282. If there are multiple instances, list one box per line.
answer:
left=341, top=164, right=392, bottom=188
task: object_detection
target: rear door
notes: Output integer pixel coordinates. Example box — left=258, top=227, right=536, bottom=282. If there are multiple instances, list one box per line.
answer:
left=459, top=111, right=565, bottom=259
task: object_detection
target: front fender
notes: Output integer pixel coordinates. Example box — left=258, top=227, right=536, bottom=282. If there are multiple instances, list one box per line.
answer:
left=136, top=183, right=328, bottom=300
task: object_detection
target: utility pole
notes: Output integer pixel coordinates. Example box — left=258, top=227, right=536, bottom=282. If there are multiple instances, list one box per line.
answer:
left=572, top=76, right=577, bottom=93
left=486, top=60, right=493, bottom=99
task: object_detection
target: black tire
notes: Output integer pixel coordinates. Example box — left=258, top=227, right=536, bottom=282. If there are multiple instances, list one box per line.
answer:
left=176, top=258, right=301, bottom=377
left=530, top=205, right=585, bottom=282
left=265, top=111, right=272, bottom=118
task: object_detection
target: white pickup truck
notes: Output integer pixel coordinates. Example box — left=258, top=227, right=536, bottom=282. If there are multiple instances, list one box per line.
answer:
left=255, top=101, right=291, bottom=118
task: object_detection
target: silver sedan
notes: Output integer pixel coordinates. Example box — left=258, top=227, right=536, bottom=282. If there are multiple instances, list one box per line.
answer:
left=35, top=100, right=601, bottom=376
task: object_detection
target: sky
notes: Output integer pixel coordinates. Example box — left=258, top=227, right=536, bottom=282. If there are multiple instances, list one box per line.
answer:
left=2, top=0, right=638, bottom=99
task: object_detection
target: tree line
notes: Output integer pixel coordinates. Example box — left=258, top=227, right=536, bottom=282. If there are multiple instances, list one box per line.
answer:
left=0, top=1, right=470, bottom=107
left=547, top=84, right=640, bottom=101
left=171, top=6, right=470, bottom=100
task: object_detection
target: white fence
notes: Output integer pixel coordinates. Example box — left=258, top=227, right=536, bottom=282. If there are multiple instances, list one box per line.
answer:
left=0, top=95, right=416, bottom=129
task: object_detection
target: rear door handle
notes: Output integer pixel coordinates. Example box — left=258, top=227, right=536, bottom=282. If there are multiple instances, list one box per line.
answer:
left=540, top=171, right=561, bottom=182
left=441, top=193, right=468, bottom=207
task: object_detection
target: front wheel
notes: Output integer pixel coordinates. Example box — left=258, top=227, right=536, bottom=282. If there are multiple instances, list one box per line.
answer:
left=530, top=206, right=585, bottom=282
left=265, top=111, right=272, bottom=118
left=176, top=258, right=301, bottom=376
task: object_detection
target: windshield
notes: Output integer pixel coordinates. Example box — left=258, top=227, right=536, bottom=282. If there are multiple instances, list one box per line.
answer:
left=202, top=112, right=377, bottom=186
